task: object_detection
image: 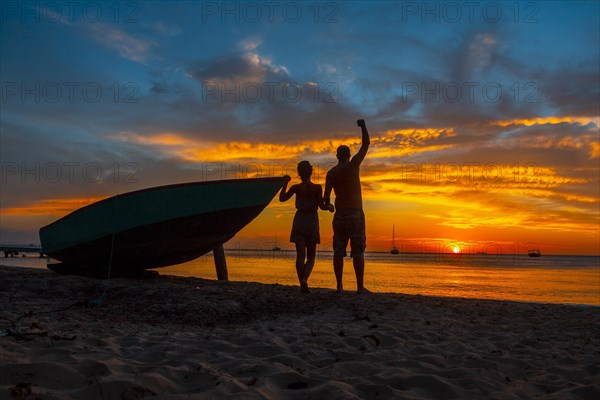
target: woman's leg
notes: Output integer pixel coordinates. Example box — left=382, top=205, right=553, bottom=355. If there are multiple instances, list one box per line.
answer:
left=302, top=242, right=317, bottom=285
left=295, top=241, right=306, bottom=285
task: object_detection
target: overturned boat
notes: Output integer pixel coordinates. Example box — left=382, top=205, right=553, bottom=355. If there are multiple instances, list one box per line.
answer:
left=40, top=177, right=285, bottom=276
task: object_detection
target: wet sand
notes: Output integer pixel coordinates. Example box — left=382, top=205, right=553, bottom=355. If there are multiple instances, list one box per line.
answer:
left=1, top=265, right=599, bottom=399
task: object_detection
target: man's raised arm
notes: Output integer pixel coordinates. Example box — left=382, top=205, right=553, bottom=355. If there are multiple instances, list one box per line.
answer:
left=352, top=119, right=370, bottom=165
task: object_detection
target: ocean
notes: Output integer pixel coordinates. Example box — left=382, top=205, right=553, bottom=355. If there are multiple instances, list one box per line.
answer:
left=3, top=251, right=599, bottom=306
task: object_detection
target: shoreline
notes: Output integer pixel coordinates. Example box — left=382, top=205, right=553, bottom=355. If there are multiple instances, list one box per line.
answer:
left=4, top=262, right=598, bottom=308
left=1, top=265, right=599, bottom=399
left=3, top=257, right=599, bottom=307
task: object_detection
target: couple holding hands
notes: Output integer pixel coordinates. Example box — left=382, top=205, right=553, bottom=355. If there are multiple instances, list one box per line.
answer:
left=279, top=119, right=370, bottom=294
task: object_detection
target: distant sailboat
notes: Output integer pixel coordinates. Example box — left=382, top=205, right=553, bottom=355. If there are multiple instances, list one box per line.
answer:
left=391, top=225, right=399, bottom=254
left=528, top=249, right=541, bottom=257
left=272, top=235, right=281, bottom=251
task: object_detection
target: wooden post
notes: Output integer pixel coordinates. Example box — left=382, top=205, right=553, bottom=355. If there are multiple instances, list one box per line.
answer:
left=213, top=244, right=228, bottom=281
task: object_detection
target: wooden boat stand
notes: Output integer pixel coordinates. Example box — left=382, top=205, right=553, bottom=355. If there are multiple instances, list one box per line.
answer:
left=212, top=244, right=228, bottom=281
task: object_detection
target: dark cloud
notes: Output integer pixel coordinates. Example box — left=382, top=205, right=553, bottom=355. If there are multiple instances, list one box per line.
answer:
left=538, top=64, right=600, bottom=117
left=187, top=53, right=289, bottom=83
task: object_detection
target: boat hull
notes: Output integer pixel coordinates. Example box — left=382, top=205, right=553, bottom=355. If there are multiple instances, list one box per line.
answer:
left=40, top=178, right=284, bottom=275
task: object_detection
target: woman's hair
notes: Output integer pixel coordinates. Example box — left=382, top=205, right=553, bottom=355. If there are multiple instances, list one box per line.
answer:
left=297, top=160, right=312, bottom=180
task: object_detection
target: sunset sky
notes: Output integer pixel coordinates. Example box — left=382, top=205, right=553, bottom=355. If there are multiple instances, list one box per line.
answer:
left=1, top=1, right=599, bottom=255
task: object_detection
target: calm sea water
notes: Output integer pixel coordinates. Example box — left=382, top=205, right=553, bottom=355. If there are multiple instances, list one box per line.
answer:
left=4, top=251, right=599, bottom=306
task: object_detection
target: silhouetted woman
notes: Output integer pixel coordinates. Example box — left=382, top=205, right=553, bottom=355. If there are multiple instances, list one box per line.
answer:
left=280, top=161, right=334, bottom=292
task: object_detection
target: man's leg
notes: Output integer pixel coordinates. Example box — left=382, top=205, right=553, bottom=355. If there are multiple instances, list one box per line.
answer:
left=353, top=253, right=366, bottom=292
left=332, top=214, right=348, bottom=293
left=333, top=253, right=344, bottom=292
left=350, top=209, right=368, bottom=293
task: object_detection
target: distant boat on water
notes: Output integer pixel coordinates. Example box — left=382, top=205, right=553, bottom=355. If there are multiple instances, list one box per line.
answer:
left=390, top=224, right=399, bottom=254
left=272, top=235, right=281, bottom=251
left=528, top=249, right=542, bottom=257
left=40, top=178, right=285, bottom=275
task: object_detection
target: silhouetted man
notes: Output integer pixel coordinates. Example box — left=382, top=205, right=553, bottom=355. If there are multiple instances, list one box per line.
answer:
left=324, top=119, right=370, bottom=293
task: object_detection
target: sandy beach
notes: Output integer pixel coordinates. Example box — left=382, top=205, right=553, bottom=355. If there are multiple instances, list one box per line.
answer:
left=1, top=265, right=599, bottom=400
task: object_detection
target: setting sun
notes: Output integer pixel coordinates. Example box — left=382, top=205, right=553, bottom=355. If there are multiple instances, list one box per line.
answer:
left=453, top=246, right=461, bottom=254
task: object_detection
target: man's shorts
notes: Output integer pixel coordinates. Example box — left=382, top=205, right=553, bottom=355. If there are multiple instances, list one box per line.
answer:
left=333, top=208, right=366, bottom=258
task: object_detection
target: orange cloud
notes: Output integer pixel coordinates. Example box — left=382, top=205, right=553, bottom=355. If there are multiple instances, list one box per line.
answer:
left=356, top=161, right=598, bottom=237
left=493, top=116, right=599, bottom=127
left=1, top=197, right=106, bottom=217
left=111, top=128, right=456, bottom=162
left=591, top=142, right=600, bottom=159
left=361, top=163, right=589, bottom=190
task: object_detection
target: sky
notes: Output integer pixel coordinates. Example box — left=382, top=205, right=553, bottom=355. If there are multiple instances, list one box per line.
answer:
left=1, top=1, right=599, bottom=255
